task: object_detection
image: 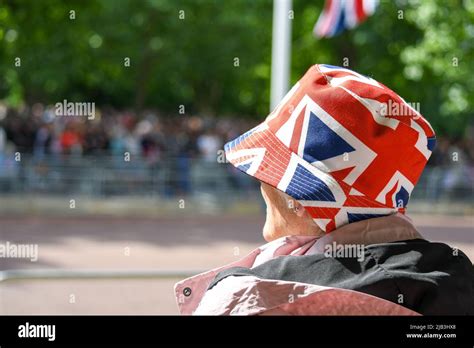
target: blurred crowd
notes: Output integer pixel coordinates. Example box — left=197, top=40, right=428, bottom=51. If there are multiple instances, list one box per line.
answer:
left=1, top=104, right=473, bottom=164
left=0, top=103, right=472, bottom=200
left=0, top=104, right=257, bottom=164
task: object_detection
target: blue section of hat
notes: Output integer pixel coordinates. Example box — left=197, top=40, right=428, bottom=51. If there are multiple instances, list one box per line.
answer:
left=395, top=186, right=409, bottom=208
left=285, top=164, right=336, bottom=202
left=347, top=212, right=389, bottom=223
left=302, top=111, right=355, bottom=163
left=427, top=137, right=436, bottom=151
left=237, top=163, right=251, bottom=173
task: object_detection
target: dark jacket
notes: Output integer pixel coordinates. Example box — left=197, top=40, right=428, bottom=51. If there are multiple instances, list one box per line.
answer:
left=210, top=239, right=474, bottom=315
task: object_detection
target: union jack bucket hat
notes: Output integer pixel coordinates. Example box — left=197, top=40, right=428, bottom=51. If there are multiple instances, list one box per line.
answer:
left=224, top=64, right=436, bottom=233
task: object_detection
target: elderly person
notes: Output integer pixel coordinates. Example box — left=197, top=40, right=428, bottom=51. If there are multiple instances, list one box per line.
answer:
left=175, top=64, right=474, bottom=315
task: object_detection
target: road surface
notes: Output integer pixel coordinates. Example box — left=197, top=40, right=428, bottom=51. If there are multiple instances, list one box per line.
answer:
left=0, top=214, right=472, bottom=314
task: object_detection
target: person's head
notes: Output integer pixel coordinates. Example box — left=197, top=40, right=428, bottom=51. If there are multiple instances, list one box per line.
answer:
left=225, top=64, right=436, bottom=239
left=260, top=182, right=324, bottom=241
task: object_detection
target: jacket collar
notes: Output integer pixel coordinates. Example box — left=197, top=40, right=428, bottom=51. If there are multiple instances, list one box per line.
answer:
left=306, top=213, right=422, bottom=254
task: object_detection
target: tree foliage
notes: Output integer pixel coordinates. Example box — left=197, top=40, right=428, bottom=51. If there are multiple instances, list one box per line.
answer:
left=0, top=0, right=472, bottom=136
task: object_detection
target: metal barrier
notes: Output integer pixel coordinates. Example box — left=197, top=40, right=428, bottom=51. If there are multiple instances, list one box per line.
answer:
left=0, top=269, right=202, bottom=282
left=0, top=153, right=258, bottom=197
left=0, top=153, right=472, bottom=203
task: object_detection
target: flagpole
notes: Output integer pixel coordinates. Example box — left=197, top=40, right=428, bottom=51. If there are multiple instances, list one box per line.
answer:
left=270, top=0, right=292, bottom=111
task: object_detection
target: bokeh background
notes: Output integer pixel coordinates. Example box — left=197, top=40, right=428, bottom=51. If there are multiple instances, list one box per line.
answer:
left=0, top=0, right=473, bottom=314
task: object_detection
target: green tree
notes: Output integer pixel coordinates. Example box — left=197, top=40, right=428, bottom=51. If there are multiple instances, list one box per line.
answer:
left=0, top=0, right=472, bottom=136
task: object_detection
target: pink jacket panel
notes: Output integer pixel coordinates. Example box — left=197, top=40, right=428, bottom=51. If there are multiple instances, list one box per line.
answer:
left=194, top=275, right=419, bottom=316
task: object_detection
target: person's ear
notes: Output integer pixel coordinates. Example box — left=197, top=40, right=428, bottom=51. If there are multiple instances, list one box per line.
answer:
left=293, top=200, right=307, bottom=218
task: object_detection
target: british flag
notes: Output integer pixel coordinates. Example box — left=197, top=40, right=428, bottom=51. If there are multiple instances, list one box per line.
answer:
left=314, top=0, right=379, bottom=38
left=225, top=64, right=436, bottom=233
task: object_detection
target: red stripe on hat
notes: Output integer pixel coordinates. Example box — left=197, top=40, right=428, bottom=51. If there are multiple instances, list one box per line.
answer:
left=303, top=206, right=340, bottom=219
left=329, top=166, right=356, bottom=182
left=413, top=116, right=436, bottom=138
